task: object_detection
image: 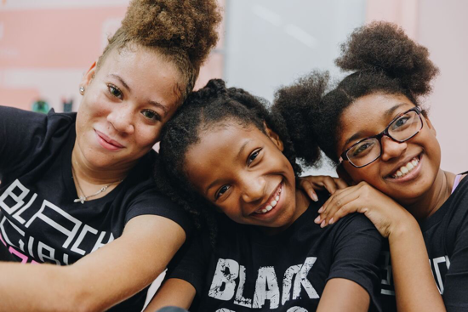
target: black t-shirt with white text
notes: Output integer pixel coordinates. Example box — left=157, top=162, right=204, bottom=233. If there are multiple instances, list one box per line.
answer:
left=0, top=106, right=192, bottom=311
left=420, top=173, right=468, bottom=311
left=168, top=198, right=383, bottom=312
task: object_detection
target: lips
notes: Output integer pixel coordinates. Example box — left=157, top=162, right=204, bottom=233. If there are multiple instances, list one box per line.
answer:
left=95, top=129, right=125, bottom=150
left=253, top=182, right=282, bottom=215
left=387, top=154, right=421, bottom=179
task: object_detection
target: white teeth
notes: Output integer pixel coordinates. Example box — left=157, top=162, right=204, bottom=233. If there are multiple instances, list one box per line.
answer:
left=255, top=185, right=282, bottom=214
left=392, top=157, right=420, bottom=179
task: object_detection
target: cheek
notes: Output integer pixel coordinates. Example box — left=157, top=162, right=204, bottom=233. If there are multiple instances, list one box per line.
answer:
left=135, top=125, right=160, bottom=150
left=344, top=165, right=369, bottom=184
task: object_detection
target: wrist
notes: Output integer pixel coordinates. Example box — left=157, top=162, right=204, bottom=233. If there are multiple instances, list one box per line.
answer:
left=387, top=212, right=420, bottom=241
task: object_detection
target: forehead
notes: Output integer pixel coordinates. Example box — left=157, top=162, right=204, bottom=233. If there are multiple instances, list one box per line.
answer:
left=184, top=123, right=263, bottom=188
left=338, top=93, right=415, bottom=148
left=98, top=46, right=183, bottom=109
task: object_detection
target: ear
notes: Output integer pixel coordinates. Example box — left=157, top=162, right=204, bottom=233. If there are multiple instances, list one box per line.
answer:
left=80, top=61, right=97, bottom=89
left=263, top=122, right=284, bottom=151
left=424, top=116, right=437, bottom=136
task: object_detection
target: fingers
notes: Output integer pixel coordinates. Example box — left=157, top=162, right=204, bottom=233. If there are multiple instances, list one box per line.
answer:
left=299, top=179, right=319, bottom=202
left=315, top=186, right=360, bottom=227
left=298, top=175, right=349, bottom=203
left=334, top=178, right=348, bottom=190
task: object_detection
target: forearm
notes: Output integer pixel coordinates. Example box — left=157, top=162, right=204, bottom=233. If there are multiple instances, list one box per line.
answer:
left=317, top=278, right=370, bottom=312
left=0, top=262, right=87, bottom=312
left=389, top=218, right=446, bottom=312
left=144, top=278, right=196, bottom=312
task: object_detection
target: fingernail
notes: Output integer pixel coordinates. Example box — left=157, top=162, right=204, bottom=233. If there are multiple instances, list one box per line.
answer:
left=314, top=216, right=321, bottom=223
left=318, top=207, right=324, bottom=213
left=329, top=218, right=334, bottom=225
left=320, top=220, right=326, bottom=228
left=311, top=193, right=318, bottom=202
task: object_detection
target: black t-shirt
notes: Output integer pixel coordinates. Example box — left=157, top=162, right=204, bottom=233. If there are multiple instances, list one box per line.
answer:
left=168, top=196, right=383, bottom=312
left=420, top=173, right=468, bottom=311
left=377, top=173, right=468, bottom=312
left=0, top=106, right=192, bottom=311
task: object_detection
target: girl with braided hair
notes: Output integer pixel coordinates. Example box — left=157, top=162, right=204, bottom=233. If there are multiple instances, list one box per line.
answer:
left=277, top=22, right=463, bottom=311
left=149, top=79, right=384, bottom=311
left=0, top=0, right=220, bottom=310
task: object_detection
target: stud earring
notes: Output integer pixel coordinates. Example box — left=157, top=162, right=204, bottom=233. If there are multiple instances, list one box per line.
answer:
left=79, top=86, right=85, bottom=95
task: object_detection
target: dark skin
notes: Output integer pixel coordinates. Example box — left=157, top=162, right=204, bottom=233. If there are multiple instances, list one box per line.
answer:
left=302, top=92, right=453, bottom=311
left=148, top=121, right=371, bottom=311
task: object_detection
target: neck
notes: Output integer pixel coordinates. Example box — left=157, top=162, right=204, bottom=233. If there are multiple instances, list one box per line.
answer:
left=71, top=143, right=133, bottom=185
left=404, top=169, right=455, bottom=220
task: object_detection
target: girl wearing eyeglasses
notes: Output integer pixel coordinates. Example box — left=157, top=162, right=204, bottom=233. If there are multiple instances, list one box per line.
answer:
left=275, top=22, right=464, bottom=311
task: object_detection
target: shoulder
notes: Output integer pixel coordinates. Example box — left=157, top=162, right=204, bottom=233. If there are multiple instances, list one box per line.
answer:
left=123, top=156, right=193, bottom=234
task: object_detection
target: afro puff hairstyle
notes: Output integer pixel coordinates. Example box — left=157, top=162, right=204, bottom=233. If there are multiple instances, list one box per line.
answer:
left=273, top=22, right=439, bottom=164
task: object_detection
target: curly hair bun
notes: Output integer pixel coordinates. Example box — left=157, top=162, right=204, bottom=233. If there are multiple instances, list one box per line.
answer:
left=336, top=21, right=439, bottom=95
left=272, top=71, right=329, bottom=167
left=122, top=0, right=221, bottom=67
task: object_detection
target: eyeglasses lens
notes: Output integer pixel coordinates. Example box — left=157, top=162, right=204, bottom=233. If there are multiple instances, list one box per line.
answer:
left=347, top=110, right=422, bottom=167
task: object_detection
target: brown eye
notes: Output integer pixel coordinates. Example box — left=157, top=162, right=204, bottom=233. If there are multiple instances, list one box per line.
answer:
left=108, top=84, right=123, bottom=99
left=247, top=149, right=261, bottom=165
left=141, top=109, right=162, bottom=122
left=215, top=185, right=230, bottom=200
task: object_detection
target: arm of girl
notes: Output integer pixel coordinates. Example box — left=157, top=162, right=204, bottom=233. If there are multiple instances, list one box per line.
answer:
left=317, top=278, right=370, bottom=312
left=0, top=214, right=185, bottom=312
left=298, top=175, right=348, bottom=202
left=144, top=279, right=196, bottom=312
left=316, top=181, right=446, bottom=312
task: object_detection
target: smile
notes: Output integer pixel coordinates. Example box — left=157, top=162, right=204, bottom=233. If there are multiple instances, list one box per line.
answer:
left=254, top=183, right=282, bottom=214
left=391, top=156, right=420, bottom=179
left=95, top=130, right=125, bottom=151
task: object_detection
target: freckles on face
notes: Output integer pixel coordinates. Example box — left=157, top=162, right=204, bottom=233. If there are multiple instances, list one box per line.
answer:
left=75, top=46, right=183, bottom=169
left=183, top=122, right=298, bottom=227
left=337, top=93, right=441, bottom=202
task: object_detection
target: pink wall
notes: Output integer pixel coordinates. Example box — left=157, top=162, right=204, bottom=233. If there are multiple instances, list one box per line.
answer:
left=0, top=1, right=224, bottom=112
left=366, top=0, right=467, bottom=173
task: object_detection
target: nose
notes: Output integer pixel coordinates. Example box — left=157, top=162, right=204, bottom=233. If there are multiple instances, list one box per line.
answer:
left=240, top=175, right=266, bottom=204
left=380, top=135, right=407, bottom=162
left=107, top=104, right=135, bottom=134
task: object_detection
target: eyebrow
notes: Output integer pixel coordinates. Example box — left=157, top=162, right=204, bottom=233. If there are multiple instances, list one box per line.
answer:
left=109, top=74, right=130, bottom=91
left=204, top=139, right=252, bottom=196
left=109, top=74, right=168, bottom=117
left=342, top=103, right=407, bottom=147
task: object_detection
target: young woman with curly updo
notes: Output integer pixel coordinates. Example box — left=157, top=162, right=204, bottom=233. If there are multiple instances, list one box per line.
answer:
left=0, top=0, right=220, bottom=311
left=276, top=22, right=464, bottom=311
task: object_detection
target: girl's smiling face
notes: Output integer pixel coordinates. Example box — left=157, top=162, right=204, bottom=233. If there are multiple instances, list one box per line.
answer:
left=183, top=121, right=308, bottom=230
left=337, top=93, right=441, bottom=206
left=75, top=46, right=182, bottom=171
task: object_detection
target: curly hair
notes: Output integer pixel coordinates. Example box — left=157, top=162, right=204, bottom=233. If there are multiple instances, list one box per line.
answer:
left=273, top=22, right=439, bottom=164
left=156, top=79, right=319, bottom=244
left=97, top=0, right=221, bottom=100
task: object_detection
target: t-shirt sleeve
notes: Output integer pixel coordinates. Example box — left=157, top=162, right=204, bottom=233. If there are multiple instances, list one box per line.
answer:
left=441, top=185, right=468, bottom=312
left=327, top=213, right=383, bottom=312
left=124, top=186, right=194, bottom=236
left=443, top=223, right=468, bottom=311
left=165, top=233, right=208, bottom=295
left=0, top=106, right=48, bottom=174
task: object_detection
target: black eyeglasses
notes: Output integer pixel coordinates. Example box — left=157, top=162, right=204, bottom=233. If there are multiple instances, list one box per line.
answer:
left=339, top=107, right=423, bottom=168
